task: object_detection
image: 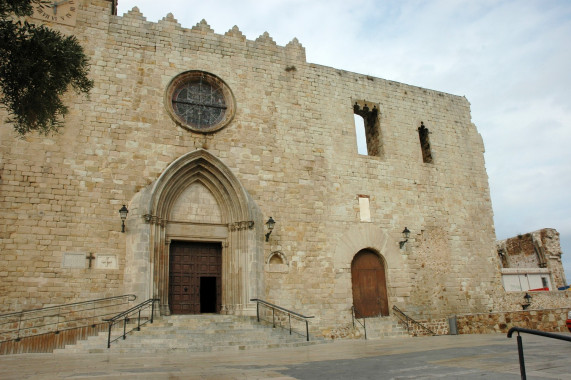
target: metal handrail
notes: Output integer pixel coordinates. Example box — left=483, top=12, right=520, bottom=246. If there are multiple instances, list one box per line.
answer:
left=351, top=306, right=367, bottom=339
left=392, top=305, right=437, bottom=336
left=507, top=327, right=571, bottom=380
left=0, top=294, right=137, bottom=343
left=250, top=299, right=314, bottom=341
left=105, top=298, right=159, bottom=348
left=0, top=295, right=136, bottom=319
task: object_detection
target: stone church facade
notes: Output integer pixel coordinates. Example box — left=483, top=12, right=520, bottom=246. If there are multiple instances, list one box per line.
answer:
left=1, top=0, right=517, bottom=332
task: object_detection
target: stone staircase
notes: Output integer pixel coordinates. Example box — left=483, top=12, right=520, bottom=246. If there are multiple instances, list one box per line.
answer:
left=356, top=316, right=411, bottom=340
left=55, top=314, right=326, bottom=354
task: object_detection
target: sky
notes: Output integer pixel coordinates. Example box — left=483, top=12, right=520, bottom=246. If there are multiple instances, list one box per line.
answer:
left=116, top=0, right=571, bottom=282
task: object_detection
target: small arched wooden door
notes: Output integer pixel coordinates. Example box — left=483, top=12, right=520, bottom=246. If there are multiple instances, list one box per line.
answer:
left=351, top=249, right=389, bottom=317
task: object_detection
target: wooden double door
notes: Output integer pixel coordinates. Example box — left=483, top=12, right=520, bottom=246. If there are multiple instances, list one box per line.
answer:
left=169, top=241, right=222, bottom=314
left=351, top=249, right=389, bottom=317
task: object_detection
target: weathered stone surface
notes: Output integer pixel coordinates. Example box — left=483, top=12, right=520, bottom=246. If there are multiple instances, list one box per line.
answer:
left=1, top=0, right=564, bottom=335
left=456, top=305, right=571, bottom=334
left=497, top=228, right=567, bottom=290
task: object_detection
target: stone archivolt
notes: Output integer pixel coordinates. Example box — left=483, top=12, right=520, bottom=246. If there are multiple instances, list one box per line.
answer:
left=135, top=149, right=263, bottom=315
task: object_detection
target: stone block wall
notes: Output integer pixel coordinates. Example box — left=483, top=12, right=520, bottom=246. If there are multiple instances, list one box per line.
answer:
left=1, top=0, right=501, bottom=331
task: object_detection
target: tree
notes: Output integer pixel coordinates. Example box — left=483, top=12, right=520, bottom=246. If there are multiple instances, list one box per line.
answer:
left=0, top=0, right=93, bottom=135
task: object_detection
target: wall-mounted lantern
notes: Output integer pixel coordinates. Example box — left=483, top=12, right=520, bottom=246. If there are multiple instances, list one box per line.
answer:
left=119, top=205, right=129, bottom=233
left=265, top=217, right=276, bottom=242
left=399, top=227, right=410, bottom=249
left=522, top=292, right=532, bottom=310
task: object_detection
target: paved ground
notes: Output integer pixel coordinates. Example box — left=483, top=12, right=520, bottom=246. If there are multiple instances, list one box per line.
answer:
left=0, top=333, right=570, bottom=379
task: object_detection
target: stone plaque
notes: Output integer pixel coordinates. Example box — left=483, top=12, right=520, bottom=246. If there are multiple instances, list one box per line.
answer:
left=358, top=196, right=371, bottom=222
left=96, top=255, right=118, bottom=269
left=62, top=252, right=87, bottom=268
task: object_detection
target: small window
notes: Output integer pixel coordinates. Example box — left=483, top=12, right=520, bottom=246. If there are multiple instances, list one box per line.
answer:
left=418, top=122, right=433, bottom=163
left=541, top=277, right=549, bottom=289
left=358, top=195, right=371, bottom=222
left=354, top=101, right=382, bottom=157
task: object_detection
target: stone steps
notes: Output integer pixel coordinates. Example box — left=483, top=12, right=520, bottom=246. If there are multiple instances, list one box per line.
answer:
left=55, top=314, right=325, bottom=354
left=358, top=316, right=411, bottom=339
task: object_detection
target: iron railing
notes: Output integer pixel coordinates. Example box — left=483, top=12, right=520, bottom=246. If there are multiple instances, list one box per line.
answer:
left=105, top=298, right=159, bottom=348
left=392, top=305, right=437, bottom=336
left=351, top=306, right=367, bottom=339
left=0, top=294, right=137, bottom=343
left=507, top=327, right=571, bottom=380
left=250, top=299, right=314, bottom=341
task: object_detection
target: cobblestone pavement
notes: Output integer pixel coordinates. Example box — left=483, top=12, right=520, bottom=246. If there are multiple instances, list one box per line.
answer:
left=0, top=333, right=570, bottom=379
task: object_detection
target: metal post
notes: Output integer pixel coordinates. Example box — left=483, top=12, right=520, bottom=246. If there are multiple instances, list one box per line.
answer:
left=256, top=301, right=260, bottom=322
left=137, top=309, right=141, bottom=331
left=151, top=300, right=155, bottom=324
left=364, top=317, right=367, bottom=340
left=305, top=320, right=309, bottom=341
left=122, top=318, right=127, bottom=340
left=516, top=333, right=527, bottom=380
left=107, top=322, right=112, bottom=348
left=15, top=313, right=22, bottom=342
left=55, top=306, right=61, bottom=334
left=352, top=307, right=355, bottom=327
left=289, top=314, right=292, bottom=335
left=92, top=302, right=96, bottom=328
left=272, top=308, right=275, bottom=328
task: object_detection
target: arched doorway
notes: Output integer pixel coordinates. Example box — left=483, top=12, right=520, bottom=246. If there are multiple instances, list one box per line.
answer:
left=142, top=149, right=264, bottom=316
left=351, top=249, right=389, bottom=317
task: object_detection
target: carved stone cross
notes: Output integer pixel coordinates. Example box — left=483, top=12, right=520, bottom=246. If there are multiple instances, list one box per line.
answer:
left=100, top=257, right=113, bottom=268
left=86, top=253, right=95, bottom=269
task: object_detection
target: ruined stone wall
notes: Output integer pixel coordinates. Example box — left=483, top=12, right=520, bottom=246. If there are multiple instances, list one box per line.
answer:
left=0, top=0, right=500, bottom=328
left=497, top=228, right=567, bottom=289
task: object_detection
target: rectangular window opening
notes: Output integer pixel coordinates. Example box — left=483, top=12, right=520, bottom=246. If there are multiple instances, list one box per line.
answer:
left=354, top=101, right=382, bottom=157
left=354, top=115, right=367, bottom=155
left=418, top=122, right=433, bottom=163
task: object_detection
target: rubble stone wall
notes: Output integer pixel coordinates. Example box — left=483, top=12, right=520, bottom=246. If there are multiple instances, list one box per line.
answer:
left=456, top=307, right=571, bottom=334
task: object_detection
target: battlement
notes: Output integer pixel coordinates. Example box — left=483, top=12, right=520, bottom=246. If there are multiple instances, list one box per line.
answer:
left=110, top=7, right=306, bottom=63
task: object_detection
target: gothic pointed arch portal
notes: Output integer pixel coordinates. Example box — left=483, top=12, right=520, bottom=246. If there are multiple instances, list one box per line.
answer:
left=351, top=249, right=389, bottom=317
left=145, top=149, right=264, bottom=316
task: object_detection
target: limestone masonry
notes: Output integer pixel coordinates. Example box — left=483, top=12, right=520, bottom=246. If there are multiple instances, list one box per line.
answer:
left=0, top=0, right=567, bottom=334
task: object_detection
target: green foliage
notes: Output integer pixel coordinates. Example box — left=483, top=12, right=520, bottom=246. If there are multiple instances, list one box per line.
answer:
left=0, top=0, right=93, bottom=135
left=0, top=0, right=35, bottom=18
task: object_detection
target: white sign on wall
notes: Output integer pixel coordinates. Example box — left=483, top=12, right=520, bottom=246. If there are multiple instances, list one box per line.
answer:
left=501, top=268, right=551, bottom=291
left=62, top=252, right=87, bottom=268
left=96, top=255, right=118, bottom=269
